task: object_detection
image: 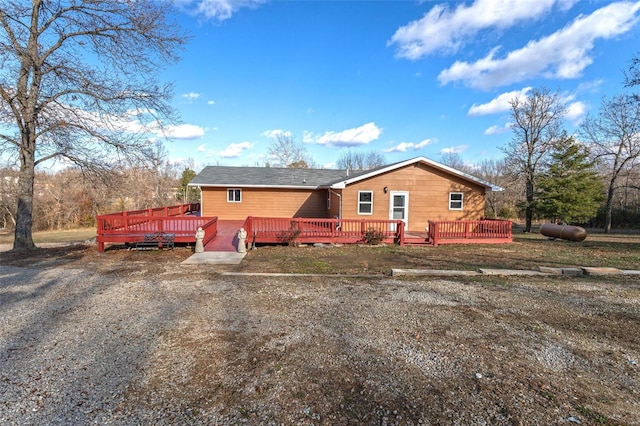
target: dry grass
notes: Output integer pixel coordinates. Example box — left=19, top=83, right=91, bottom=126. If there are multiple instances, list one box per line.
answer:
left=0, top=227, right=95, bottom=245
left=1, top=227, right=638, bottom=274
left=230, top=231, right=640, bottom=275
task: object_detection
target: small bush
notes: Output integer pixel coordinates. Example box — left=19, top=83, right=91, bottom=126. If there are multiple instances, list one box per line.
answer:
left=363, top=227, right=385, bottom=245
left=277, top=221, right=301, bottom=246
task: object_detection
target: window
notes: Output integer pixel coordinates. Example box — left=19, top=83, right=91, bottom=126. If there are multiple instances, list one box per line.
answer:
left=227, top=188, right=242, bottom=203
left=449, top=192, right=463, bottom=210
left=358, top=191, right=373, bottom=214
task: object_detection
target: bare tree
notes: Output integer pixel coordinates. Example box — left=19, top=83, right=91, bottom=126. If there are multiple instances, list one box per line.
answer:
left=439, top=152, right=471, bottom=173
left=0, top=1, right=187, bottom=250
left=501, top=88, right=567, bottom=232
left=336, top=150, right=386, bottom=170
left=624, top=52, right=640, bottom=102
left=580, top=94, right=640, bottom=233
left=474, top=158, right=523, bottom=219
left=267, top=134, right=311, bottom=168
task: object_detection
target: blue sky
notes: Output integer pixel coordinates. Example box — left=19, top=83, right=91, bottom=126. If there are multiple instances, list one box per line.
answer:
left=161, top=0, right=640, bottom=170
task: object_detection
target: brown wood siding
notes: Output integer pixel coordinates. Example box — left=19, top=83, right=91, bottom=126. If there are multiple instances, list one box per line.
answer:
left=201, top=187, right=330, bottom=220
left=341, top=163, right=486, bottom=232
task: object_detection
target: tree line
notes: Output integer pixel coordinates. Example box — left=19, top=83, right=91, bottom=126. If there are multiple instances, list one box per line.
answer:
left=0, top=2, right=638, bottom=250
left=0, top=156, right=199, bottom=232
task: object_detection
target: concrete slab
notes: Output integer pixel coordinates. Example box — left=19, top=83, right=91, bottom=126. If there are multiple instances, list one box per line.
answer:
left=181, top=252, right=246, bottom=265
left=391, top=269, right=480, bottom=277
left=480, top=268, right=547, bottom=276
left=562, top=268, right=584, bottom=276
left=581, top=267, right=622, bottom=276
left=538, top=267, right=563, bottom=275
left=539, top=267, right=585, bottom=276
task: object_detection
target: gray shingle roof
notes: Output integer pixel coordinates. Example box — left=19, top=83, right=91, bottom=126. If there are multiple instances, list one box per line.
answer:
left=189, top=166, right=352, bottom=188
left=189, top=157, right=502, bottom=191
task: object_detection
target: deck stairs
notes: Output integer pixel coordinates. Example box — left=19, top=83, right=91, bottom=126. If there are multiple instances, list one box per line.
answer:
left=403, top=231, right=434, bottom=246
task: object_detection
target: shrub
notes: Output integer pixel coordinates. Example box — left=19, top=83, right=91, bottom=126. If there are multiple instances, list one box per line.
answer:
left=277, top=221, right=301, bottom=246
left=363, top=227, right=385, bottom=245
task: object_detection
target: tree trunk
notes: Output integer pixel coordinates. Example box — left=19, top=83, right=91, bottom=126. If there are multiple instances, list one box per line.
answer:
left=604, top=182, right=615, bottom=234
left=13, top=148, right=37, bottom=251
left=525, top=176, right=534, bottom=232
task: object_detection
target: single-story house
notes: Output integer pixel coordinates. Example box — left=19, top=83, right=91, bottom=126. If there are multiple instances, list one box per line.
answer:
left=188, top=156, right=501, bottom=233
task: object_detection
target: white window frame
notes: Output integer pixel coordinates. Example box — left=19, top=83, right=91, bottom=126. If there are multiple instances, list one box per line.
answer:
left=227, top=188, right=242, bottom=203
left=449, top=192, right=463, bottom=210
left=358, top=190, right=373, bottom=215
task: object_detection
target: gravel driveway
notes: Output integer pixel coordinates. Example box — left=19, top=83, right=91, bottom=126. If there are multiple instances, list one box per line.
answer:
left=1, top=261, right=639, bottom=425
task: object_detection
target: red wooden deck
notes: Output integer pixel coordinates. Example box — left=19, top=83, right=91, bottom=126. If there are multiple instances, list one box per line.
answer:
left=242, top=217, right=406, bottom=246
left=427, top=219, right=512, bottom=246
left=204, top=220, right=245, bottom=252
left=242, top=217, right=511, bottom=247
left=96, top=206, right=512, bottom=252
left=96, top=204, right=218, bottom=252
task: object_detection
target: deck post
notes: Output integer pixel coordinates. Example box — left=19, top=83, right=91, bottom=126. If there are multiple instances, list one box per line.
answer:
left=433, top=222, right=439, bottom=246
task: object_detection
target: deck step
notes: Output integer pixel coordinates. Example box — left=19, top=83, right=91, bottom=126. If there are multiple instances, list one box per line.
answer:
left=404, top=237, right=434, bottom=246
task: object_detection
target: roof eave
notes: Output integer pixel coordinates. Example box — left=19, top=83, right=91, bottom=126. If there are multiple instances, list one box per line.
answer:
left=329, top=156, right=499, bottom=190
left=188, top=183, right=322, bottom=190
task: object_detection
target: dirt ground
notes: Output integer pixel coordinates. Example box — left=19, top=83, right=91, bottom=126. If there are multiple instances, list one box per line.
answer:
left=1, top=245, right=639, bottom=425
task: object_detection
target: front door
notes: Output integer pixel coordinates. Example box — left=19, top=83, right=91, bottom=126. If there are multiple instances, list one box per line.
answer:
left=389, top=191, right=409, bottom=231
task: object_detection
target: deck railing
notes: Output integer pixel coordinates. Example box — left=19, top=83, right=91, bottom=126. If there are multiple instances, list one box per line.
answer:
left=96, top=203, right=215, bottom=252
left=243, top=217, right=405, bottom=246
left=427, top=219, right=512, bottom=246
left=98, top=203, right=200, bottom=219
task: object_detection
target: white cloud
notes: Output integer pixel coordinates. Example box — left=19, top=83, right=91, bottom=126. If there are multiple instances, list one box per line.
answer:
left=468, top=87, right=532, bottom=116
left=156, top=124, right=205, bottom=139
left=388, top=0, right=575, bottom=59
left=566, top=101, right=587, bottom=124
left=262, top=129, right=292, bottom=139
left=207, top=100, right=216, bottom=105
left=191, top=0, right=267, bottom=21
left=484, top=124, right=511, bottom=135
left=213, top=142, right=253, bottom=158
left=576, top=79, right=604, bottom=93
left=181, top=92, right=200, bottom=101
left=384, top=139, right=433, bottom=153
left=197, top=144, right=207, bottom=152
left=440, top=145, right=468, bottom=154
left=304, top=122, right=382, bottom=147
left=438, top=2, right=640, bottom=89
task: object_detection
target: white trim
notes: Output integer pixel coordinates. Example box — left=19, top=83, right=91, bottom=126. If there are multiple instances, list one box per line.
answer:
left=449, top=192, right=463, bottom=210
left=357, top=190, right=374, bottom=215
left=389, top=191, right=409, bottom=229
left=227, top=188, right=242, bottom=203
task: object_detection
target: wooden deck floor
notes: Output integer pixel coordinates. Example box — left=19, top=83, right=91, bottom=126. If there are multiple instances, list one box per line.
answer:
left=204, top=220, right=245, bottom=252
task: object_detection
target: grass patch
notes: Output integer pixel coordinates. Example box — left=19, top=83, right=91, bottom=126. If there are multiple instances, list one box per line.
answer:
left=235, top=231, right=640, bottom=274
left=576, top=405, right=610, bottom=425
left=0, top=228, right=96, bottom=245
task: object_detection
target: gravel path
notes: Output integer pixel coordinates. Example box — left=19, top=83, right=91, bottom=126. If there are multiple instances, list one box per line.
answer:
left=1, top=263, right=639, bottom=425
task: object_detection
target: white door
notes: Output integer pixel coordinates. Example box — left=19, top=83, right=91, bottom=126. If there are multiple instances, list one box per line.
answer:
left=389, top=191, right=409, bottom=231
